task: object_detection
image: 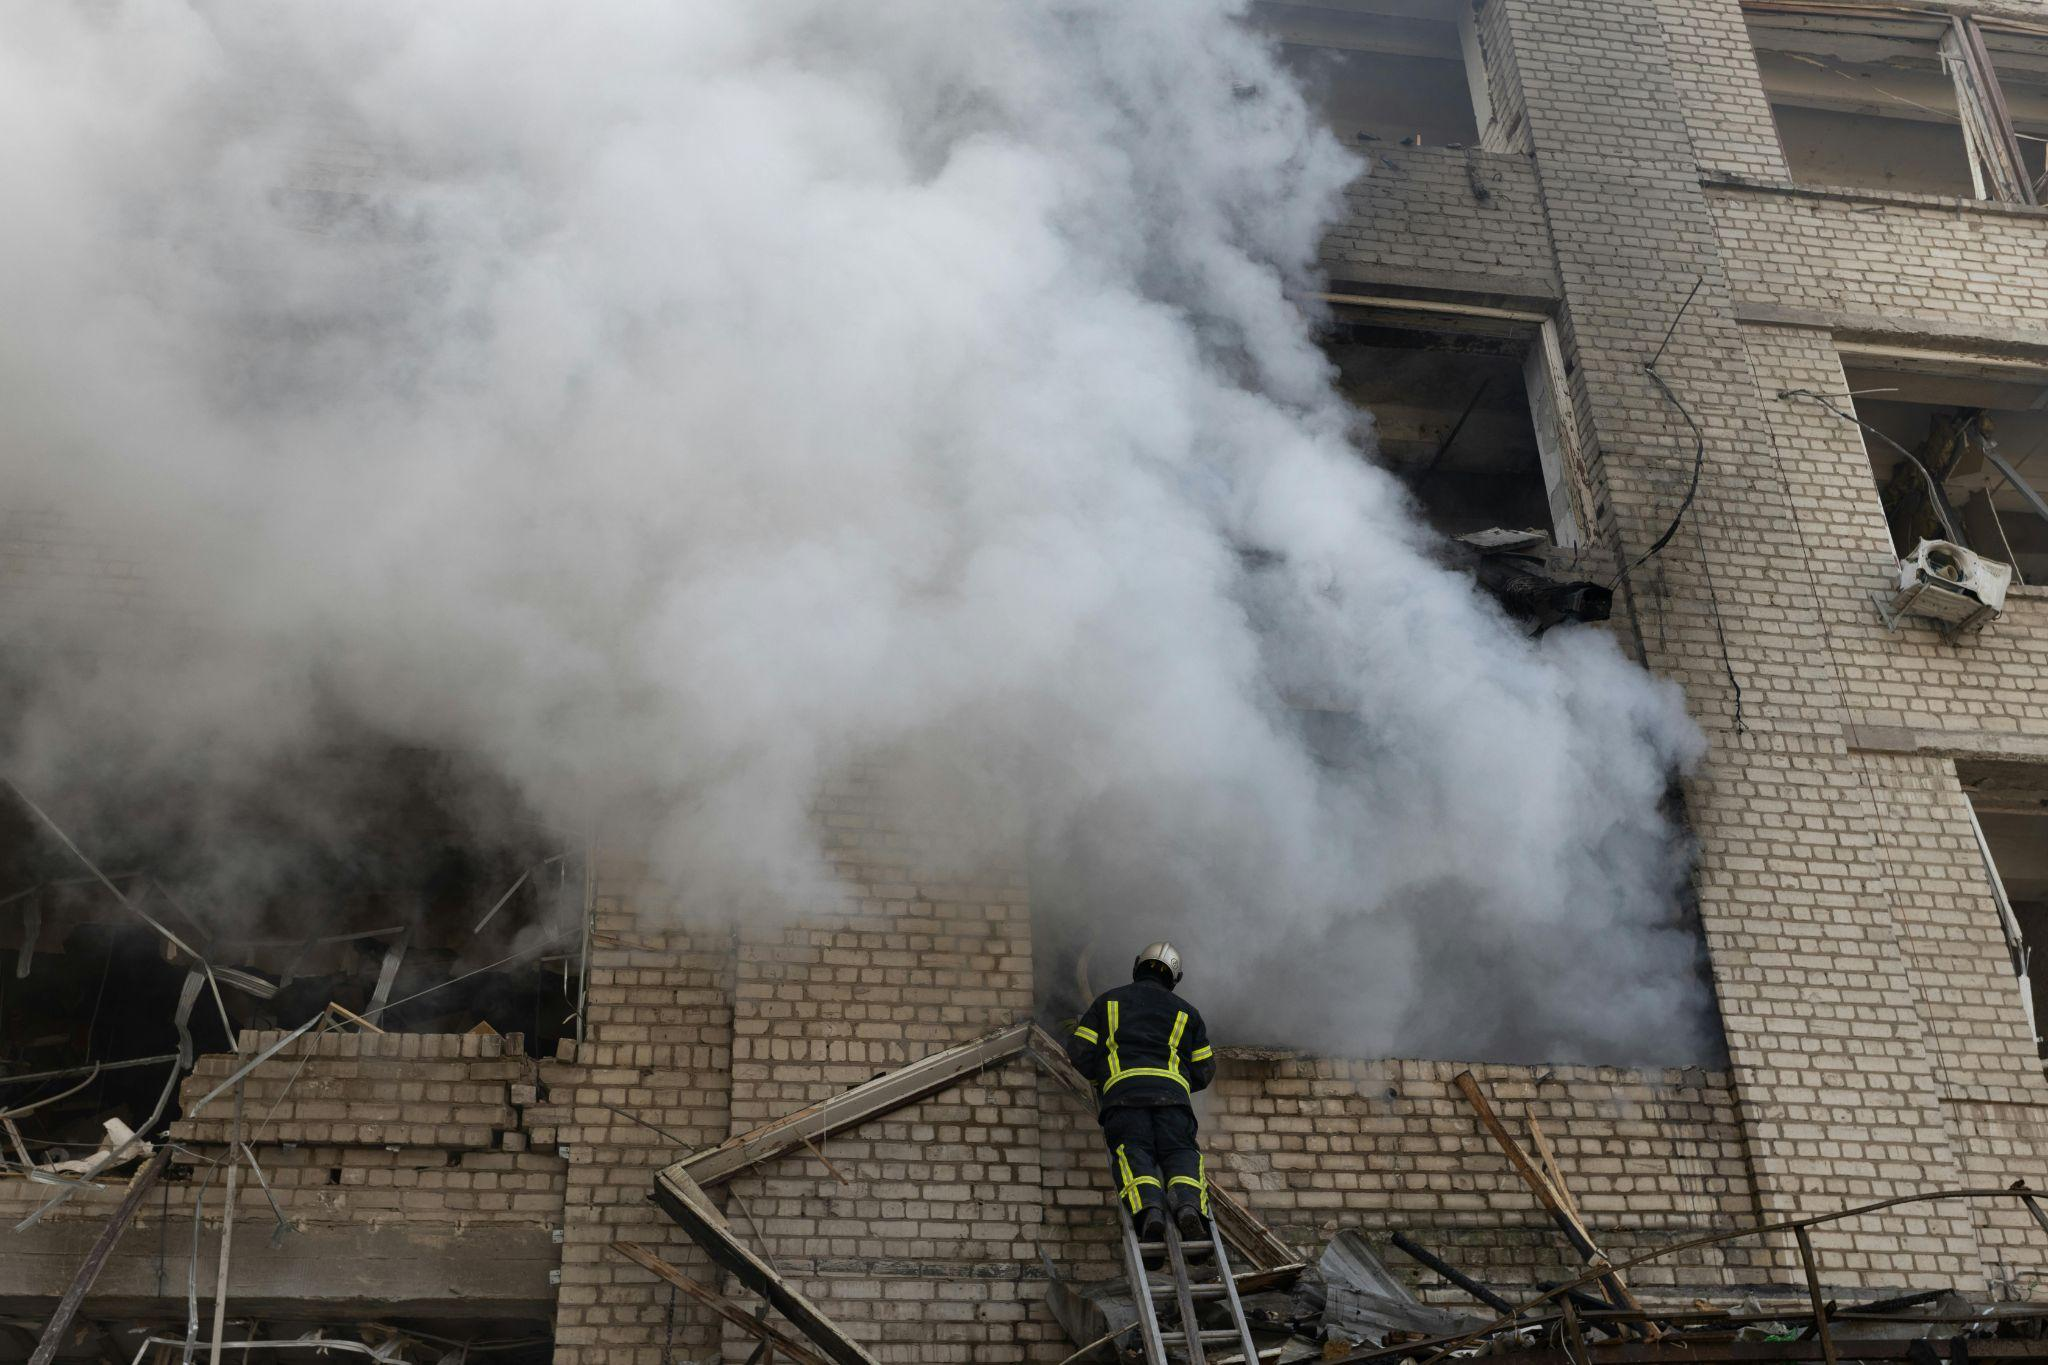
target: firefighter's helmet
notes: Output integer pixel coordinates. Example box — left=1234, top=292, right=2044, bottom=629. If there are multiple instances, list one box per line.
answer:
left=1132, top=941, right=1184, bottom=987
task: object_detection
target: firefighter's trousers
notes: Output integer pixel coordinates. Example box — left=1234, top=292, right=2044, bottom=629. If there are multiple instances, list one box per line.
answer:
left=1099, top=1104, right=1207, bottom=1219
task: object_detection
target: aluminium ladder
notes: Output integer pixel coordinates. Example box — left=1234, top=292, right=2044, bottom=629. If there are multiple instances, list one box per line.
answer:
left=1114, top=1203, right=1266, bottom=1365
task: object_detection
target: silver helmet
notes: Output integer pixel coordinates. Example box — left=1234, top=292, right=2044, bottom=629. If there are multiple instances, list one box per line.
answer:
left=1133, top=941, right=1184, bottom=986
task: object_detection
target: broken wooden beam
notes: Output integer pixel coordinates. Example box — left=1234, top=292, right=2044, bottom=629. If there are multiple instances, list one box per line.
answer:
left=662, top=1022, right=1031, bottom=1189
left=27, top=1148, right=173, bottom=1365
left=1026, top=1023, right=1297, bottom=1271
left=612, top=1242, right=831, bottom=1365
left=651, top=1164, right=882, bottom=1365
left=1451, top=1071, right=1656, bottom=1338
left=1526, top=1116, right=1582, bottom=1227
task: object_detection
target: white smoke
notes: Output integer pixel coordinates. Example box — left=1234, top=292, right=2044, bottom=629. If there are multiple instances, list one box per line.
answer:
left=0, top=1, right=1712, bottom=1063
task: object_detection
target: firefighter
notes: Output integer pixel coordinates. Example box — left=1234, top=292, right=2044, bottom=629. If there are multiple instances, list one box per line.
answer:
left=1065, top=941, right=1216, bottom=1252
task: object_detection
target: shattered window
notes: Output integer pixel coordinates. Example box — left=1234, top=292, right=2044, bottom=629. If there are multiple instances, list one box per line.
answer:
left=1746, top=6, right=2044, bottom=203
left=1747, top=9, right=1975, bottom=196
left=1983, top=29, right=2048, bottom=199
left=1842, top=354, right=2048, bottom=584
left=1960, top=760, right=2048, bottom=1059
left=1252, top=0, right=1487, bottom=150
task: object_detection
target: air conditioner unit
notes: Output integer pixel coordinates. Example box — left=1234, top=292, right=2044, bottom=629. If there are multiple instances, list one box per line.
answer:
left=1878, top=538, right=2011, bottom=634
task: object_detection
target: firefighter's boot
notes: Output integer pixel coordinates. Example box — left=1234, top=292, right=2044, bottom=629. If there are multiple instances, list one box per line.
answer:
left=1136, top=1207, right=1168, bottom=1266
left=1173, top=1205, right=1209, bottom=1258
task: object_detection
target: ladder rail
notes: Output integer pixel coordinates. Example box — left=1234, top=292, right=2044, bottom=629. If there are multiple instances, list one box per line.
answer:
left=1207, top=1214, right=1264, bottom=1365
left=1161, top=1221, right=1209, bottom=1365
left=1117, top=1205, right=1171, bottom=1365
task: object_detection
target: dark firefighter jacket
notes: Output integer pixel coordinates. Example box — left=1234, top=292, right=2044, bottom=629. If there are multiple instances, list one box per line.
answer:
left=1065, top=976, right=1216, bottom=1110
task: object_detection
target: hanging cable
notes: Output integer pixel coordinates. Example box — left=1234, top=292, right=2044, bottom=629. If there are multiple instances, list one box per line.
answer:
left=1612, top=275, right=1745, bottom=731
left=1612, top=276, right=1708, bottom=588
left=1776, top=387, right=1964, bottom=543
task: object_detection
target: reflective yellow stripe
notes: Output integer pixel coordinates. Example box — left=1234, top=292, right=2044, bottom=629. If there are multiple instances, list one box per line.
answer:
left=1169, top=1157, right=1209, bottom=1216
left=1189, top=1045, right=1212, bottom=1061
left=1072, top=1025, right=1098, bottom=1044
left=1116, top=1144, right=1143, bottom=1212
left=1103, top=1067, right=1190, bottom=1094
left=1102, top=999, right=1194, bottom=1094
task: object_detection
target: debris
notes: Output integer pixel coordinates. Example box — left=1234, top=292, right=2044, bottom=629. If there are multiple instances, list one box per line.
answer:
left=26, top=1147, right=173, bottom=1365
left=1312, top=1231, right=1480, bottom=1347
left=365, top=932, right=408, bottom=1020
left=1524, top=1116, right=1579, bottom=1226
left=650, top=1165, right=881, bottom=1365
left=186, top=1014, right=324, bottom=1119
left=1453, top=530, right=1611, bottom=631
left=613, top=1241, right=832, bottom=1365
left=42, top=1117, right=151, bottom=1179
left=1, top=781, right=238, bottom=1040
left=17, top=889, right=40, bottom=979
left=667, top=1022, right=1031, bottom=1188
left=799, top=1132, right=851, bottom=1185
left=1793, top=1225, right=1841, bottom=1365
left=323, top=1002, right=387, bottom=1034
left=209, top=1083, right=247, bottom=1365
left=0, top=1053, right=179, bottom=1089
left=0, top=1064, right=102, bottom=1121
left=238, top=1140, right=292, bottom=1248
left=472, top=869, right=531, bottom=933
left=209, top=967, right=278, bottom=1001
left=1388, top=1231, right=1516, bottom=1317
left=1451, top=1071, right=1654, bottom=1337
left=602, top=1102, right=691, bottom=1149
left=13, top=982, right=194, bottom=1230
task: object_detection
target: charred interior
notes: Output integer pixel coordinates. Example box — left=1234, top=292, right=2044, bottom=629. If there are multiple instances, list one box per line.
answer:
left=1325, top=308, right=1561, bottom=540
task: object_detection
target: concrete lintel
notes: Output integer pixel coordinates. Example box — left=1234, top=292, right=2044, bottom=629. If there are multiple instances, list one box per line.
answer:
left=1312, top=268, right=1562, bottom=315
left=1734, top=301, right=2048, bottom=356
left=0, top=1217, right=560, bottom=1320
left=1846, top=722, right=2048, bottom=763
left=1702, top=172, right=2048, bottom=221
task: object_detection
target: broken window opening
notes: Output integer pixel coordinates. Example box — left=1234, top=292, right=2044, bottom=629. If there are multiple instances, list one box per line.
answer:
left=1745, top=5, right=2043, bottom=204
left=1983, top=27, right=2048, bottom=198
left=1322, top=301, right=1587, bottom=550
left=0, top=744, right=582, bottom=1178
left=1252, top=0, right=1489, bottom=150
left=1960, top=760, right=2048, bottom=1061
left=1840, top=348, right=2048, bottom=585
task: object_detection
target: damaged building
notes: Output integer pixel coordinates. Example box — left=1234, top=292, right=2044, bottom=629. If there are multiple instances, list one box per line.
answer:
left=12, top=0, right=2048, bottom=1361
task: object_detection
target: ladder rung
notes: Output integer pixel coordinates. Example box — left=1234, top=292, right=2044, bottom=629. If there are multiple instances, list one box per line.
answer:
left=1146, top=1282, right=1227, bottom=1300
left=1139, top=1238, right=1213, bottom=1251
left=1161, top=1329, right=1248, bottom=1345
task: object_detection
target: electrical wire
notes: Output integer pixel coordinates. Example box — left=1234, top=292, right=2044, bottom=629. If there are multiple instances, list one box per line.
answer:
left=1777, top=387, right=1964, bottom=542
left=1614, top=364, right=1710, bottom=587
left=1610, top=275, right=1744, bottom=730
